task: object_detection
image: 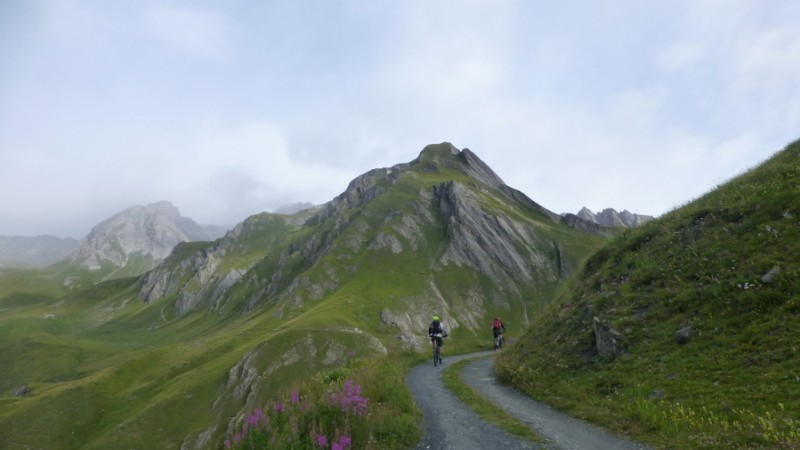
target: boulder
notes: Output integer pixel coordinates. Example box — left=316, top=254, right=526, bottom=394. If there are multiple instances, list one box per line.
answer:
left=761, top=266, right=781, bottom=283
left=12, top=385, right=31, bottom=397
left=593, top=317, right=624, bottom=359
left=674, top=325, right=693, bottom=345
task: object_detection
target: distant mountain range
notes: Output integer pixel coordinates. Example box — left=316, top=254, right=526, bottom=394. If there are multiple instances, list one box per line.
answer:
left=0, top=202, right=650, bottom=270
left=0, top=201, right=226, bottom=270
left=0, top=235, right=78, bottom=268
left=572, top=207, right=654, bottom=228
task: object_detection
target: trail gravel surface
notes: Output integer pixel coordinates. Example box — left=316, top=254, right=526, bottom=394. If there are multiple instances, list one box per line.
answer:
left=407, top=351, right=541, bottom=449
left=407, top=351, right=653, bottom=450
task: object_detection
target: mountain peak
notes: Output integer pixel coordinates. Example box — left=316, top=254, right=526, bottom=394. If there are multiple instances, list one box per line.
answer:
left=71, top=201, right=213, bottom=270
left=574, top=207, right=654, bottom=228
left=414, top=142, right=506, bottom=189
left=146, top=200, right=181, bottom=217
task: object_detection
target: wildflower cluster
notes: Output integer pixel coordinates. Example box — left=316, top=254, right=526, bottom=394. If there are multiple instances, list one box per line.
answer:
left=330, top=380, right=368, bottom=416
left=224, top=381, right=368, bottom=449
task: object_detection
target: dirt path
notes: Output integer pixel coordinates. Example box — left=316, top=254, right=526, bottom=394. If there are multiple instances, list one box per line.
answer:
left=407, top=352, right=652, bottom=450
left=406, top=350, right=541, bottom=449
left=461, top=356, right=651, bottom=449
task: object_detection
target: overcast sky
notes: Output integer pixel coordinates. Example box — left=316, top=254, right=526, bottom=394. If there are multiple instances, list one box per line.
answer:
left=1, top=1, right=798, bottom=238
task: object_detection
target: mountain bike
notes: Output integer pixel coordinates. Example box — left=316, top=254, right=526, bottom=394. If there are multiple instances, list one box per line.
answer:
left=493, top=333, right=505, bottom=351
left=431, top=333, right=445, bottom=366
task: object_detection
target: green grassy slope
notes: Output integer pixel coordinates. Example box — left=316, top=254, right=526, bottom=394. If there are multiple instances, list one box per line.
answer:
left=497, top=139, right=800, bottom=449
left=0, top=144, right=608, bottom=449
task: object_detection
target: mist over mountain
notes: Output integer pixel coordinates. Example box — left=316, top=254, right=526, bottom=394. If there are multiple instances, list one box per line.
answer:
left=0, top=235, right=78, bottom=268
left=272, top=202, right=317, bottom=215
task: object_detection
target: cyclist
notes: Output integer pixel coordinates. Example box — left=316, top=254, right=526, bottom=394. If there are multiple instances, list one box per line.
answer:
left=492, top=317, right=506, bottom=350
left=428, top=315, right=448, bottom=361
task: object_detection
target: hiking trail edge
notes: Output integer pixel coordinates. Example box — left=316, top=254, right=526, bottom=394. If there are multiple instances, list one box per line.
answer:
left=407, top=351, right=652, bottom=450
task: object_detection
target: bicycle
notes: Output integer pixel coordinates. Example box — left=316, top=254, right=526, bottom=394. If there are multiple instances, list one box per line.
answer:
left=493, top=333, right=505, bottom=351
left=431, top=333, right=445, bottom=366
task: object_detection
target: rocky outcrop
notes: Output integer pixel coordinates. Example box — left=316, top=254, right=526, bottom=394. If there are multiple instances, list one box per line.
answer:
left=11, top=385, right=31, bottom=397
left=674, top=325, right=694, bottom=345
left=71, top=201, right=214, bottom=270
left=561, top=213, right=616, bottom=237
left=435, top=181, right=559, bottom=282
left=593, top=317, right=624, bottom=359
left=575, top=207, right=654, bottom=228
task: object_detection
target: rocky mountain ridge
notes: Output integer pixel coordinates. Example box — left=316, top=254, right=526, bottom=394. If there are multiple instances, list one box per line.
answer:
left=138, top=144, right=607, bottom=345
left=140, top=143, right=610, bottom=445
left=574, top=207, right=654, bottom=228
left=0, top=143, right=610, bottom=449
left=0, top=202, right=228, bottom=271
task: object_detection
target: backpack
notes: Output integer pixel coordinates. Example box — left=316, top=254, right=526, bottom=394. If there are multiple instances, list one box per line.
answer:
left=492, top=318, right=502, bottom=330
left=429, top=320, right=442, bottom=335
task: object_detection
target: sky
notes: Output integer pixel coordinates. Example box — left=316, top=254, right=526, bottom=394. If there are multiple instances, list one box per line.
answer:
left=1, top=0, right=799, bottom=239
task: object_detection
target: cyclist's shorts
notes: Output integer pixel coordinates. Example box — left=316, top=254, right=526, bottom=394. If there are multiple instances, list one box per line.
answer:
left=431, top=335, right=444, bottom=347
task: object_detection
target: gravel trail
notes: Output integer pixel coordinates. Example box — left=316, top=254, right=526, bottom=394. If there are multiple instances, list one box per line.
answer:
left=408, top=352, right=653, bottom=450
left=406, top=351, right=542, bottom=449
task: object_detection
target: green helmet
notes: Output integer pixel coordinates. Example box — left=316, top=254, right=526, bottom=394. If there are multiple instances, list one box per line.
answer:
left=432, top=315, right=440, bottom=321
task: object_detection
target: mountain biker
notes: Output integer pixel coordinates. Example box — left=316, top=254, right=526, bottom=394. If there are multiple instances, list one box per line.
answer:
left=492, top=317, right=506, bottom=348
left=428, top=315, right=448, bottom=360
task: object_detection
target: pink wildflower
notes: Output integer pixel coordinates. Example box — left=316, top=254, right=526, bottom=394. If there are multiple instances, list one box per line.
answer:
left=331, top=380, right=368, bottom=416
left=333, top=435, right=352, bottom=449
left=315, top=433, right=328, bottom=448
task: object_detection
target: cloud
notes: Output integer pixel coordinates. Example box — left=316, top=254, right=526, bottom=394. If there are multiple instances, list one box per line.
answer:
left=2, top=0, right=799, bottom=238
left=656, top=41, right=707, bottom=70
left=142, top=5, right=234, bottom=58
left=164, top=120, right=359, bottom=226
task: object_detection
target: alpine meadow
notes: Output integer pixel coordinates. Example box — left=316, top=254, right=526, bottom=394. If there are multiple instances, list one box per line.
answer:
left=1, top=144, right=609, bottom=449
left=2, top=140, right=798, bottom=449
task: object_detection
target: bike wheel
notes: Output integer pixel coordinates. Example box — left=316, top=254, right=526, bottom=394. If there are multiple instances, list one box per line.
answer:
left=433, top=347, right=439, bottom=366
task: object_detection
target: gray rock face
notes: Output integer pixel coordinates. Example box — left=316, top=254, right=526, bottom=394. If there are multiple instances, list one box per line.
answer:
left=435, top=181, right=557, bottom=282
left=576, top=207, right=654, bottom=228
left=71, top=201, right=213, bottom=270
left=561, top=213, right=616, bottom=237
left=674, top=325, right=694, bottom=344
left=593, top=317, right=624, bottom=359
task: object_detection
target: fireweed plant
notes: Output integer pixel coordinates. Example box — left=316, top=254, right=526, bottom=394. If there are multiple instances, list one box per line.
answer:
left=224, top=357, right=420, bottom=449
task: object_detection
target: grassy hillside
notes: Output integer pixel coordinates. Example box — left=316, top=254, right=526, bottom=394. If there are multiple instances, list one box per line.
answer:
left=497, top=139, right=800, bottom=449
left=0, top=144, right=609, bottom=449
